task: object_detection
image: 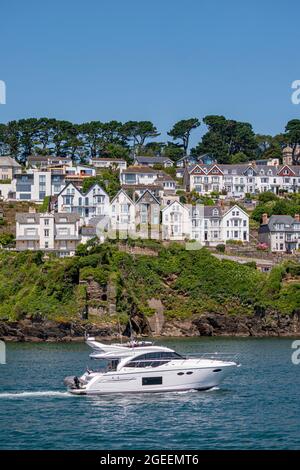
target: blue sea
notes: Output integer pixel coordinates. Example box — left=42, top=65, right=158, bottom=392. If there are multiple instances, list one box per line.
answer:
left=0, top=337, right=299, bottom=450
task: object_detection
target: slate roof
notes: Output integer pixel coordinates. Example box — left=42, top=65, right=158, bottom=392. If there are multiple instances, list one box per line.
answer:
left=122, top=166, right=158, bottom=174
left=267, top=215, right=296, bottom=231
left=187, top=163, right=300, bottom=176
left=134, top=156, right=172, bottom=164
left=16, top=212, right=80, bottom=224
left=0, top=155, right=21, bottom=167
left=91, top=158, right=126, bottom=162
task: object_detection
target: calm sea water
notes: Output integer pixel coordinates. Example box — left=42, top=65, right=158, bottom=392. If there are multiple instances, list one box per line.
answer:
left=0, top=337, right=299, bottom=450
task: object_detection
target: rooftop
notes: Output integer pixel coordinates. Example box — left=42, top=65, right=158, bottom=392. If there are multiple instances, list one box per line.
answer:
left=122, top=166, right=158, bottom=174
left=0, top=155, right=22, bottom=167
left=134, top=156, right=172, bottom=164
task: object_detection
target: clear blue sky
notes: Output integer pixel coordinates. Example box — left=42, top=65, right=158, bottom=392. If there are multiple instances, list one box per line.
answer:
left=1, top=0, right=300, bottom=147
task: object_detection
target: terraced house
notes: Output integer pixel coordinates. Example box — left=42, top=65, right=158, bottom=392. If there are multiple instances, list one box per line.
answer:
left=57, top=182, right=109, bottom=223
left=16, top=212, right=81, bottom=256
left=191, top=205, right=249, bottom=245
left=259, top=213, right=300, bottom=253
left=184, top=163, right=300, bottom=197
left=109, top=189, right=135, bottom=233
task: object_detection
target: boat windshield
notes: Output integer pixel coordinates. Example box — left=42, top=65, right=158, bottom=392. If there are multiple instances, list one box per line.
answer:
left=125, top=351, right=183, bottom=368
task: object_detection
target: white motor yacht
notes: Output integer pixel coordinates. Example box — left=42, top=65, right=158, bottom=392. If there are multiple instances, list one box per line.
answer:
left=64, top=337, right=240, bottom=395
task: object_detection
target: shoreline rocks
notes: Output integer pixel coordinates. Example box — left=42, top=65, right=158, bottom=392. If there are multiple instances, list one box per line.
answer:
left=1, top=309, right=300, bottom=342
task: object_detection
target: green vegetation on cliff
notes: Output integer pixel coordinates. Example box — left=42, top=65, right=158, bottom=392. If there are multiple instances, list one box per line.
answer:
left=0, top=243, right=299, bottom=322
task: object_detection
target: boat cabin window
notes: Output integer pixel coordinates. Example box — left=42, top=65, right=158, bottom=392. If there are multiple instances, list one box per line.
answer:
left=125, top=351, right=183, bottom=368
left=107, top=360, right=119, bottom=371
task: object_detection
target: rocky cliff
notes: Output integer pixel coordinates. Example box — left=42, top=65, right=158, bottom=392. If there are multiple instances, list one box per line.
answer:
left=1, top=309, right=300, bottom=342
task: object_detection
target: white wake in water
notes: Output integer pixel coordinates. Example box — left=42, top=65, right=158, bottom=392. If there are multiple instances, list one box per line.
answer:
left=0, top=391, right=71, bottom=399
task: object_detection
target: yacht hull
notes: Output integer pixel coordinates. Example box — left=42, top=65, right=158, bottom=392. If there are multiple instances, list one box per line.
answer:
left=68, top=363, right=237, bottom=395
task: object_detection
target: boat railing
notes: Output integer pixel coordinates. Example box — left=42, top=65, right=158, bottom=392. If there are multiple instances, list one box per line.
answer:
left=183, top=353, right=240, bottom=364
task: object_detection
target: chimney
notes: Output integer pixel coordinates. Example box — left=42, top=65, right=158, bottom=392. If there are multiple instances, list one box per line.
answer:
left=262, top=213, right=268, bottom=225
left=294, top=214, right=300, bottom=222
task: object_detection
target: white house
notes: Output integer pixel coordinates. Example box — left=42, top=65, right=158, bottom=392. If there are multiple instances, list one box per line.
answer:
left=161, top=201, right=191, bottom=241
left=109, top=189, right=135, bottom=234
left=16, top=212, right=81, bottom=256
left=57, top=182, right=110, bottom=223
left=221, top=205, right=249, bottom=243
left=90, top=158, right=127, bottom=171
left=120, top=166, right=159, bottom=186
left=15, top=171, right=52, bottom=201
left=184, top=163, right=300, bottom=198
left=259, top=214, right=300, bottom=253
left=0, top=155, right=22, bottom=179
left=191, top=204, right=249, bottom=245
left=27, top=155, right=72, bottom=168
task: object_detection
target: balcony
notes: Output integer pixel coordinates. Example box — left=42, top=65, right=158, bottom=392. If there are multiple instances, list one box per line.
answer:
left=55, top=234, right=81, bottom=240
left=16, top=234, right=40, bottom=241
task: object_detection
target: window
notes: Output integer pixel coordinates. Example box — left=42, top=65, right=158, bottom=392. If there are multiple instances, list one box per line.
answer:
left=44, top=219, right=49, bottom=226
left=234, top=231, right=239, bottom=238
left=64, top=196, right=73, bottom=205
left=58, top=228, right=68, bottom=236
left=45, top=241, right=49, bottom=249
left=142, top=377, right=162, bottom=386
left=44, top=229, right=49, bottom=237
left=121, top=204, right=129, bottom=214
left=16, top=184, right=31, bottom=192
left=25, top=228, right=36, bottom=236
left=126, top=351, right=183, bottom=368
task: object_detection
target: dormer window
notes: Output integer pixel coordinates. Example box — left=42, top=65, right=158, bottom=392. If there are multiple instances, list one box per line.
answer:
left=212, top=208, right=219, bottom=216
